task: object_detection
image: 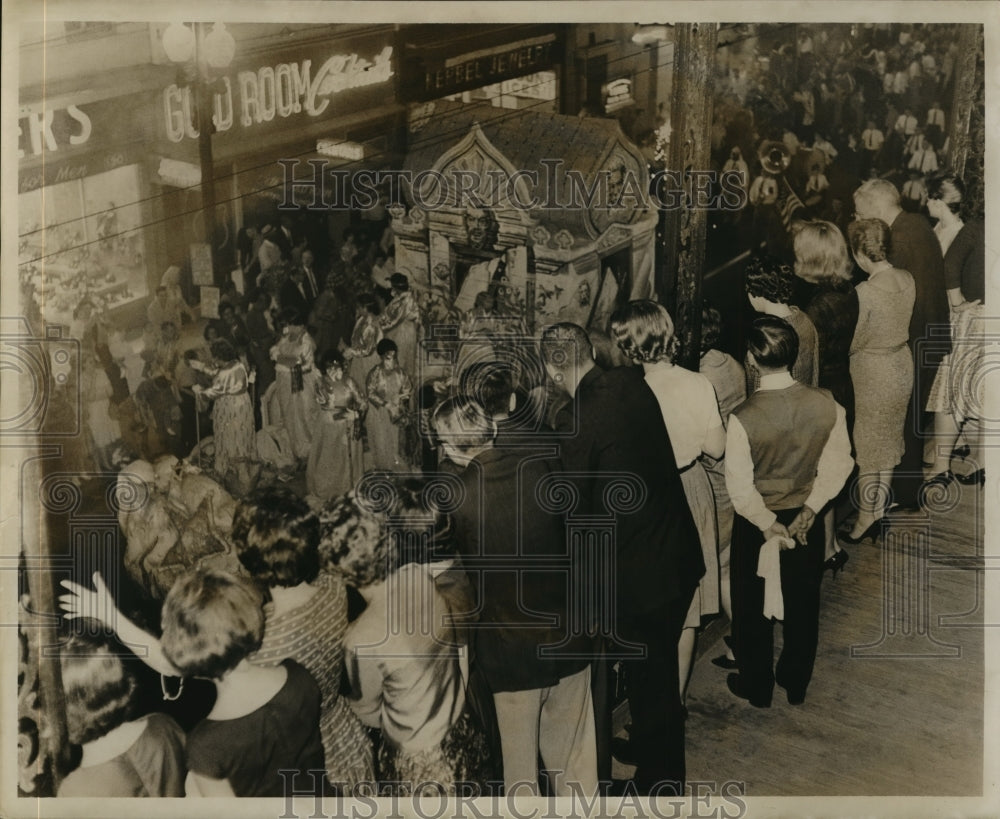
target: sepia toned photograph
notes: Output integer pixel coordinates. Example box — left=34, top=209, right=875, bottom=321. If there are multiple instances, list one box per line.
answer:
left=2, top=2, right=996, bottom=817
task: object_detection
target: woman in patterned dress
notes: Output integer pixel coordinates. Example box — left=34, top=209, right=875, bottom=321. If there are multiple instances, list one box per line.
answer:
left=343, top=294, right=383, bottom=397
left=365, top=339, right=413, bottom=471
left=193, top=339, right=257, bottom=482
left=307, top=352, right=366, bottom=502
left=231, top=487, right=375, bottom=792
left=269, top=311, right=318, bottom=461
left=378, top=273, right=422, bottom=379
left=922, top=174, right=986, bottom=493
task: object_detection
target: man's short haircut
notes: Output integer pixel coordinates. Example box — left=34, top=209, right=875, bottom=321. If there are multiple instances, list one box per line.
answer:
left=61, top=626, right=138, bottom=746
left=847, top=218, right=892, bottom=263
left=232, top=487, right=321, bottom=588
left=458, top=362, right=515, bottom=417
left=160, top=568, right=264, bottom=679
left=747, top=315, right=799, bottom=370
left=744, top=256, right=794, bottom=304
left=853, top=177, right=900, bottom=212
left=609, top=300, right=678, bottom=364
left=431, top=395, right=497, bottom=450
left=539, top=322, right=593, bottom=372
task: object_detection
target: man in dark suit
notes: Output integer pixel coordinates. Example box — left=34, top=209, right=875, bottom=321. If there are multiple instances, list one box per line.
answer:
left=299, top=248, right=324, bottom=303
left=540, top=322, right=705, bottom=796
left=434, top=395, right=598, bottom=797
left=853, top=178, right=950, bottom=507
left=279, top=266, right=313, bottom=319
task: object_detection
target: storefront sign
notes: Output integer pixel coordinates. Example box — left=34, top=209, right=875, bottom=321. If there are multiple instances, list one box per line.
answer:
left=18, top=145, right=139, bottom=194
left=603, top=78, right=634, bottom=113
left=157, top=158, right=202, bottom=188
left=405, top=33, right=562, bottom=101
left=163, top=44, right=394, bottom=144
left=18, top=104, right=92, bottom=158
left=18, top=90, right=161, bottom=183
left=316, top=139, right=365, bottom=161
left=499, top=71, right=557, bottom=101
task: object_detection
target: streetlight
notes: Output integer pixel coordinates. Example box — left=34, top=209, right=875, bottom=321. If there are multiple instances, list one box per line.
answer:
left=162, top=21, right=235, bottom=284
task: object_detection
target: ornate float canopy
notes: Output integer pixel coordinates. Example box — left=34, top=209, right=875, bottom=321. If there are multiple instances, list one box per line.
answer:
left=402, top=102, right=653, bottom=248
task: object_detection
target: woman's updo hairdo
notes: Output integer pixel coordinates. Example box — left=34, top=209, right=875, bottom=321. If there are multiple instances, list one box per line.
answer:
left=609, top=300, right=680, bottom=364
left=926, top=173, right=965, bottom=216
left=847, top=218, right=892, bottom=263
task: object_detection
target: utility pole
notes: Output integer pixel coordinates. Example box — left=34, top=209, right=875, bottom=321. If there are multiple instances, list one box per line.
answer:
left=661, top=22, right=717, bottom=369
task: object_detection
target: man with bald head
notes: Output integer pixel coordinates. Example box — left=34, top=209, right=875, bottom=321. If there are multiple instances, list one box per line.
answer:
left=852, top=178, right=950, bottom=507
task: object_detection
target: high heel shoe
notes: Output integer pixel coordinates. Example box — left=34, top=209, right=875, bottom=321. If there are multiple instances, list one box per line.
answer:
left=954, top=468, right=985, bottom=486
left=839, top=518, right=886, bottom=545
left=824, top=548, right=849, bottom=578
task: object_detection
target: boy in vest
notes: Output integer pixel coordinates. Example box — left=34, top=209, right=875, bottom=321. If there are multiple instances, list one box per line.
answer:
left=724, top=316, right=853, bottom=707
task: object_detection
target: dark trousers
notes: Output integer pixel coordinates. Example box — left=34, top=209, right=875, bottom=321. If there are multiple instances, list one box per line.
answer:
left=893, top=343, right=943, bottom=507
left=612, top=587, right=695, bottom=795
left=731, top=508, right=824, bottom=705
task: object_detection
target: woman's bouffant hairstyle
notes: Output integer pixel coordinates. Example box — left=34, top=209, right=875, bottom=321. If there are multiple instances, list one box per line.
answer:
left=747, top=315, right=800, bottom=370
left=61, top=625, right=139, bottom=746
left=318, top=476, right=457, bottom=587
left=378, top=476, right=457, bottom=571
left=232, top=487, right=321, bottom=588
left=209, top=338, right=238, bottom=364
left=926, top=173, right=966, bottom=215
left=744, top=256, right=794, bottom=304
left=389, top=273, right=410, bottom=292
left=847, top=218, right=892, bottom=263
left=160, top=568, right=264, bottom=679
left=700, top=303, right=724, bottom=355
left=317, top=495, right=387, bottom=588
left=609, top=300, right=680, bottom=364
left=792, top=220, right=853, bottom=284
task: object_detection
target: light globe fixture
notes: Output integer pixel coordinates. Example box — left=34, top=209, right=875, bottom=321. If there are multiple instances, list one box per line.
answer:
left=203, top=22, right=236, bottom=70
left=162, top=22, right=196, bottom=63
